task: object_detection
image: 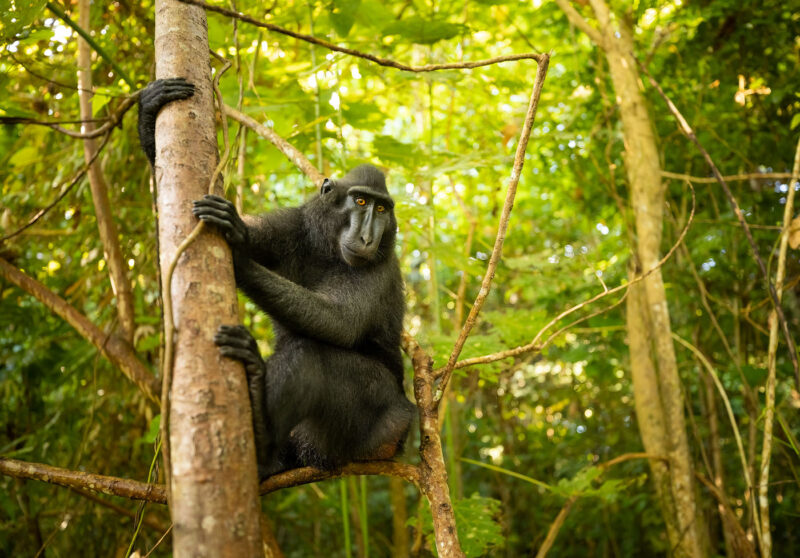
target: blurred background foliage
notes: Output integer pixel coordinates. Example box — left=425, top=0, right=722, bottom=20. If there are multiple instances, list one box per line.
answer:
left=1, top=0, right=799, bottom=556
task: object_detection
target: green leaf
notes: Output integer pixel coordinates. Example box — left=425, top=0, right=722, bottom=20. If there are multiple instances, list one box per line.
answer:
left=0, top=0, right=47, bottom=41
left=791, top=113, right=800, bottom=130
left=9, top=145, right=38, bottom=167
left=328, top=0, right=361, bottom=37
left=411, top=494, right=505, bottom=557
left=382, top=16, right=468, bottom=45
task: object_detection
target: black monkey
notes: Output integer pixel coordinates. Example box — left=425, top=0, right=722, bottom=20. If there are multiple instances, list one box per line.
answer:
left=139, top=80, right=414, bottom=480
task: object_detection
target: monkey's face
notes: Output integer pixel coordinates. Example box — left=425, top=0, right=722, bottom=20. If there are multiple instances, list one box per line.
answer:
left=338, top=187, right=394, bottom=267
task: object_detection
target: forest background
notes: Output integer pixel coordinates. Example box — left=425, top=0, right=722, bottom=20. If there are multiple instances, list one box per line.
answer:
left=1, top=0, right=799, bottom=556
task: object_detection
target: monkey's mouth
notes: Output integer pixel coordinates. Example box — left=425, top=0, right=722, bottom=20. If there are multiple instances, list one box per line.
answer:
left=341, top=245, right=373, bottom=267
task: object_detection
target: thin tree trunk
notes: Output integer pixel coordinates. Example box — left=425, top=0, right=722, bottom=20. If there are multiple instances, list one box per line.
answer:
left=758, top=136, right=800, bottom=558
left=76, top=0, right=136, bottom=342
left=555, top=2, right=703, bottom=556
left=390, top=476, right=410, bottom=558
left=153, top=0, right=262, bottom=554
left=626, top=282, right=681, bottom=544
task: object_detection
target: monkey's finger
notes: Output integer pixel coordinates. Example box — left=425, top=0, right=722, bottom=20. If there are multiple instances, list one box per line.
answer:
left=217, top=324, right=252, bottom=338
left=156, top=89, right=195, bottom=103
left=218, top=346, right=261, bottom=366
left=195, top=214, right=235, bottom=230
left=214, top=330, right=256, bottom=348
left=193, top=197, right=234, bottom=212
left=218, top=324, right=248, bottom=334
left=192, top=205, right=235, bottom=222
left=200, top=194, right=234, bottom=207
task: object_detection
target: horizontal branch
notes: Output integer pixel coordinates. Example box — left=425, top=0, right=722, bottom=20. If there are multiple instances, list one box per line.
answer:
left=0, top=457, right=421, bottom=505
left=661, top=170, right=794, bottom=184
left=0, top=457, right=166, bottom=503
left=0, top=257, right=160, bottom=402
left=180, top=0, right=542, bottom=72
left=260, top=461, right=422, bottom=494
left=223, top=104, right=325, bottom=185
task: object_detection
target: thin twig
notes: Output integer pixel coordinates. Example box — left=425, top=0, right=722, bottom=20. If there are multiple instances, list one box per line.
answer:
left=223, top=104, right=325, bottom=184
left=661, top=171, right=794, bottom=184
left=443, top=183, right=695, bottom=372
left=436, top=55, right=550, bottom=395
left=758, top=134, right=800, bottom=558
left=178, top=0, right=542, bottom=72
left=1, top=131, right=113, bottom=242
left=636, top=57, right=800, bottom=391
left=671, top=333, right=757, bottom=542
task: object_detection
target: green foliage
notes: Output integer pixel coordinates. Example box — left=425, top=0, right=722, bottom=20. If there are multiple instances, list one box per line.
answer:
left=410, top=494, right=505, bottom=557
left=2, top=0, right=800, bottom=556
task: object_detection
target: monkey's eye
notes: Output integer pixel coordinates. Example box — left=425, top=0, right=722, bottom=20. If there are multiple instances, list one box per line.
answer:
left=355, top=197, right=367, bottom=206
left=376, top=205, right=385, bottom=213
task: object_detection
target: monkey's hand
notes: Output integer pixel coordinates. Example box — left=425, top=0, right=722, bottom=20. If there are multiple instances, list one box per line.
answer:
left=192, top=195, right=249, bottom=251
left=138, top=78, right=195, bottom=166
left=214, top=325, right=264, bottom=382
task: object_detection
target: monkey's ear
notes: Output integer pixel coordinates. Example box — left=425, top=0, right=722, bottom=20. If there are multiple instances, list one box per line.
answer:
left=320, top=178, right=333, bottom=195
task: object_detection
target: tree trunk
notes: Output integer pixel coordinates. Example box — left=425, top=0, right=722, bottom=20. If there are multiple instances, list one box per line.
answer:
left=153, top=0, right=262, bottom=554
left=602, top=14, right=703, bottom=558
left=76, top=0, right=136, bottom=342
left=555, top=2, right=703, bottom=556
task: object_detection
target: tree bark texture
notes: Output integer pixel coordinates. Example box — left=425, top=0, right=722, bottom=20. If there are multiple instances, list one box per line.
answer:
left=603, top=18, right=703, bottom=558
left=154, top=0, right=262, bottom=554
left=76, top=0, right=136, bottom=343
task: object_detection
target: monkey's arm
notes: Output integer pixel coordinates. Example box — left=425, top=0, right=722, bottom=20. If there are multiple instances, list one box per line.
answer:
left=137, top=79, right=195, bottom=166
left=235, top=258, right=376, bottom=347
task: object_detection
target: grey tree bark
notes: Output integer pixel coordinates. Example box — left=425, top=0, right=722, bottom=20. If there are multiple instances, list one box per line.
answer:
left=154, top=0, right=263, bottom=554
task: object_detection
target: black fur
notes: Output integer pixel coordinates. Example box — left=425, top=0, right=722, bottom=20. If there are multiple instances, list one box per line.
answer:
left=138, top=82, right=413, bottom=480
left=137, top=78, right=194, bottom=166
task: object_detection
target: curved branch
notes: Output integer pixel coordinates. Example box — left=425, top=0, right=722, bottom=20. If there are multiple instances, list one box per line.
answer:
left=179, top=0, right=542, bottom=72
left=0, top=257, right=160, bottom=403
left=554, top=0, right=607, bottom=47
left=437, top=55, right=550, bottom=393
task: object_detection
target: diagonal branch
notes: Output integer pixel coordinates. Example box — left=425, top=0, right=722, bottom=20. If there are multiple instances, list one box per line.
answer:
left=0, top=257, right=159, bottom=403
left=437, top=56, right=550, bottom=393
left=1, top=132, right=113, bottom=243
left=179, top=0, right=542, bottom=72
left=635, top=57, right=800, bottom=391
left=223, top=104, right=325, bottom=185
